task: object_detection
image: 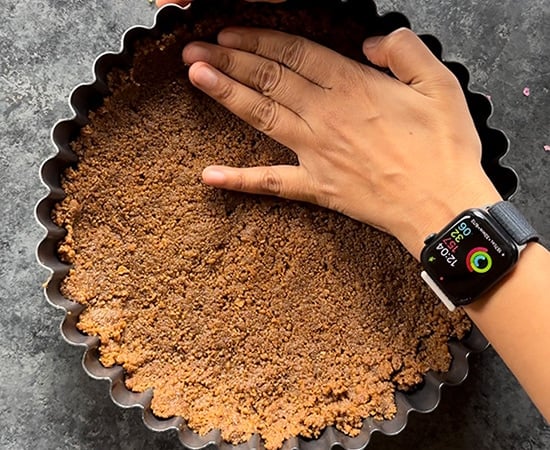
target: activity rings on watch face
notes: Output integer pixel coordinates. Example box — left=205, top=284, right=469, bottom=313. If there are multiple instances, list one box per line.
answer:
left=466, top=247, right=492, bottom=273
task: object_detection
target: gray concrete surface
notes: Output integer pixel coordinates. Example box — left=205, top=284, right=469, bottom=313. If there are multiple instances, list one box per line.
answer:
left=0, top=0, right=548, bottom=449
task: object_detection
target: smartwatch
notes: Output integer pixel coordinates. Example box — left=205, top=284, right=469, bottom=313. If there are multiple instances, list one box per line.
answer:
left=420, top=201, right=540, bottom=311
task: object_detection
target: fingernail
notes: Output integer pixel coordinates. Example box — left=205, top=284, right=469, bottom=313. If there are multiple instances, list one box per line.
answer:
left=192, top=65, right=218, bottom=89
left=363, top=35, right=384, bottom=49
left=202, top=167, right=226, bottom=185
left=183, top=43, right=211, bottom=64
left=390, top=27, right=410, bottom=35
left=218, top=30, right=242, bottom=48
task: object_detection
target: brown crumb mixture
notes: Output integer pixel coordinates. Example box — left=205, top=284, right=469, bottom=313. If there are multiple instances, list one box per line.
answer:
left=52, top=2, right=470, bottom=449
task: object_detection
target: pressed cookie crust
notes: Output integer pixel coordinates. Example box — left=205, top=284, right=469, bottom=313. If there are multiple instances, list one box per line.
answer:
left=53, top=2, right=471, bottom=449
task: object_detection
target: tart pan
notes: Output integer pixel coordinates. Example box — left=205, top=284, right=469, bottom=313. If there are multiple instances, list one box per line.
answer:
left=36, top=0, right=518, bottom=448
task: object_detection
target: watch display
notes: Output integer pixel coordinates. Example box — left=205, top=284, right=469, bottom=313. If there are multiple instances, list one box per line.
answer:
left=421, top=209, right=519, bottom=306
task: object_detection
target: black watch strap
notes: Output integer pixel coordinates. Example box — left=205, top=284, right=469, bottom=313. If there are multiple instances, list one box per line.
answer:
left=488, top=201, right=540, bottom=245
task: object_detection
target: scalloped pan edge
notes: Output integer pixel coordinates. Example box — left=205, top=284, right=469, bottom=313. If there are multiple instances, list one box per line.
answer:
left=36, top=2, right=517, bottom=449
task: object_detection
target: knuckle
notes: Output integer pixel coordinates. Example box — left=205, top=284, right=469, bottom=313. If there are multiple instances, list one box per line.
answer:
left=380, top=29, right=416, bottom=63
left=247, top=34, right=261, bottom=54
left=253, top=61, right=283, bottom=95
left=281, top=37, right=308, bottom=72
left=233, top=172, right=246, bottom=191
left=217, top=51, right=234, bottom=73
left=385, top=27, right=414, bottom=48
left=250, top=98, right=279, bottom=134
left=215, top=80, right=235, bottom=102
left=259, top=169, right=283, bottom=195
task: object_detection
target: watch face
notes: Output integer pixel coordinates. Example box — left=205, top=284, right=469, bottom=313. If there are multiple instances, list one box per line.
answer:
left=421, top=210, right=518, bottom=305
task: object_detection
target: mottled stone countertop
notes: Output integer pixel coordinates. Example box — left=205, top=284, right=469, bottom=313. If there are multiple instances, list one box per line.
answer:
left=0, top=0, right=548, bottom=449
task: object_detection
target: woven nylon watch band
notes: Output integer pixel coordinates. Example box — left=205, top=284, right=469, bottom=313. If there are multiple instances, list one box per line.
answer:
left=488, top=201, right=540, bottom=245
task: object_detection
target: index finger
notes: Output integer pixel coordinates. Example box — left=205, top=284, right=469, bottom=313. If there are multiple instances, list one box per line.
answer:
left=217, top=28, right=345, bottom=88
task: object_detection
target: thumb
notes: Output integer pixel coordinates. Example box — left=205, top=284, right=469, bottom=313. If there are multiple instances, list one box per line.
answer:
left=363, top=28, right=458, bottom=94
left=202, top=165, right=313, bottom=202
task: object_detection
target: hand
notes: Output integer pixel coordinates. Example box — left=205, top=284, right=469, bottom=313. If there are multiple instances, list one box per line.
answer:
left=182, top=27, right=502, bottom=258
left=156, top=0, right=285, bottom=7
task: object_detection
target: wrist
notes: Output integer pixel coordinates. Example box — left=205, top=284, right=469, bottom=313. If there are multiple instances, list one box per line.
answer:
left=396, top=174, right=503, bottom=260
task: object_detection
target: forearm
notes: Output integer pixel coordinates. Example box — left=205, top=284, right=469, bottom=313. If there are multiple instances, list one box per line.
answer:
left=398, top=174, right=550, bottom=420
left=464, top=242, right=550, bottom=420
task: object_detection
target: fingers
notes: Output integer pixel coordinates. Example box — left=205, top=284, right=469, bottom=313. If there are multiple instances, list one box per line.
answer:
left=216, top=28, right=346, bottom=88
left=156, top=0, right=285, bottom=6
left=188, top=62, right=311, bottom=148
left=156, top=0, right=189, bottom=7
left=156, top=0, right=286, bottom=8
left=202, top=165, right=312, bottom=202
left=362, top=28, right=460, bottom=94
left=183, top=42, right=320, bottom=114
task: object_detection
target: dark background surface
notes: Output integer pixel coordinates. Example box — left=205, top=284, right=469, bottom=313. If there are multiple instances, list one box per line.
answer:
left=0, top=0, right=548, bottom=449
